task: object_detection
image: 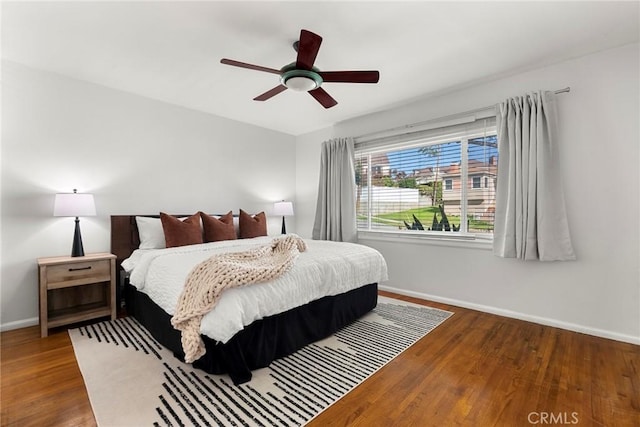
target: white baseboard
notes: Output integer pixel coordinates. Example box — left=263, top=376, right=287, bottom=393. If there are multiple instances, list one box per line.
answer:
left=379, top=285, right=640, bottom=346
left=1, top=317, right=38, bottom=332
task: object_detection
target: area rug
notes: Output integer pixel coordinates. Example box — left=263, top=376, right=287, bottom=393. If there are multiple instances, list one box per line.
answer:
left=69, top=296, right=452, bottom=426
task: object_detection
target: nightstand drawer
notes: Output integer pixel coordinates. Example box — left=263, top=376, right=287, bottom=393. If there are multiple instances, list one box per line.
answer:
left=46, top=259, right=111, bottom=289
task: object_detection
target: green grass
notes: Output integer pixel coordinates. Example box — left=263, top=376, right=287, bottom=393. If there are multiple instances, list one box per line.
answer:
left=359, top=206, right=494, bottom=232
left=377, top=207, right=460, bottom=228
left=469, top=219, right=494, bottom=231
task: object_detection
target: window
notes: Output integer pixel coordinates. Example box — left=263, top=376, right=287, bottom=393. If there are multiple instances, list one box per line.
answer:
left=355, top=116, right=497, bottom=238
left=444, top=179, right=453, bottom=191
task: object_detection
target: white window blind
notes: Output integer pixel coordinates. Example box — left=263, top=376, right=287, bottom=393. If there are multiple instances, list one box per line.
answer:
left=355, top=116, right=497, bottom=238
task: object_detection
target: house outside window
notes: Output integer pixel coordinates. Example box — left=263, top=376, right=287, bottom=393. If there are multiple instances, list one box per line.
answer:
left=355, top=117, right=497, bottom=237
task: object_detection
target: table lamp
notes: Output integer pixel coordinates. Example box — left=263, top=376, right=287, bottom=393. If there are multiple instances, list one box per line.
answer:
left=54, top=189, right=96, bottom=257
left=273, top=201, right=294, bottom=234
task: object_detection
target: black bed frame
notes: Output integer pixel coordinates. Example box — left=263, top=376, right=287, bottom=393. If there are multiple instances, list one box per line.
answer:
left=111, top=215, right=378, bottom=384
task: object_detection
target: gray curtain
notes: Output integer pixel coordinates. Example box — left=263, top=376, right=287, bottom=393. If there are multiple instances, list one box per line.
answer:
left=493, top=91, right=576, bottom=261
left=312, top=137, right=357, bottom=242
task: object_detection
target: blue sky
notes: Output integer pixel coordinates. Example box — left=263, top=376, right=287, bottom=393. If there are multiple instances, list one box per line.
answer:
left=387, top=136, right=498, bottom=174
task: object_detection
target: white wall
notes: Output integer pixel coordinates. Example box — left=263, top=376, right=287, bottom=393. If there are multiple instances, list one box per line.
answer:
left=295, top=43, right=640, bottom=343
left=1, top=61, right=296, bottom=329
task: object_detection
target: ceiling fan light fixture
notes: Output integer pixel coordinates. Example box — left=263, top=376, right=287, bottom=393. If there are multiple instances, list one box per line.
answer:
left=281, top=69, right=323, bottom=92
left=285, top=76, right=318, bottom=92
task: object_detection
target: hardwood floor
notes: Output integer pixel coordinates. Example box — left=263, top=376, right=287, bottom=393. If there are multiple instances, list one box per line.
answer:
left=1, top=325, right=95, bottom=427
left=2, top=291, right=638, bottom=426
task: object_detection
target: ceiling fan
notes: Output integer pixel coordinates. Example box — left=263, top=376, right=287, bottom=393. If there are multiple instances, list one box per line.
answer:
left=220, top=29, right=380, bottom=109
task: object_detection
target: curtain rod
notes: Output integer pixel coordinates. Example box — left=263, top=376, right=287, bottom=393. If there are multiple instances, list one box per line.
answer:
left=354, top=87, right=570, bottom=142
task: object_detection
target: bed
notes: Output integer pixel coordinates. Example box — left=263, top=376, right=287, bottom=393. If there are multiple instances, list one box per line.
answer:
left=110, top=214, right=388, bottom=384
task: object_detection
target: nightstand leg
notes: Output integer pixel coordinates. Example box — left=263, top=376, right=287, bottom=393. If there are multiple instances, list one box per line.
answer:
left=109, top=259, right=116, bottom=320
left=39, top=266, right=48, bottom=337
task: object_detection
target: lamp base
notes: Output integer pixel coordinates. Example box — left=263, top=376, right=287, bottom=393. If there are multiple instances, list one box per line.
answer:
left=281, top=216, right=287, bottom=235
left=71, top=217, right=85, bottom=257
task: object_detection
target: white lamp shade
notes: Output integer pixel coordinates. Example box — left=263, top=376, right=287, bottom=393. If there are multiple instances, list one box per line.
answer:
left=273, top=201, right=294, bottom=216
left=54, top=192, right=96, bottom=217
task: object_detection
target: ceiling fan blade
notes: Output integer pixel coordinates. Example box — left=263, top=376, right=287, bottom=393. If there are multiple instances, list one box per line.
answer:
left=319, top=70, right=380, bottom=84
left=309, top=87, right=338, bottom=109
left=254, top=85, right=288, bottom=101
left=220, top=58, right=281, bottom=75
left=296, top=29, right=322, bottom=70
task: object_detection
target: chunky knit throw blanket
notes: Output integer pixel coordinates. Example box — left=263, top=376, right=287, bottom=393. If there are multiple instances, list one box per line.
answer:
left=171, top=235, right=308, bottom=363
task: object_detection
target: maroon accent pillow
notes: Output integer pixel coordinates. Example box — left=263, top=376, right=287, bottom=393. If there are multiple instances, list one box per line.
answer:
left=239, top=209, right=267, bottom=239
left=160, top=212, right=203, bottom=248
left=200, top=211, right=237, bottom=242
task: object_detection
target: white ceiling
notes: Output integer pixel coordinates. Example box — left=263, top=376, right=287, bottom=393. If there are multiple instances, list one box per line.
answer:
left=2, top=1, right=638, bottom=136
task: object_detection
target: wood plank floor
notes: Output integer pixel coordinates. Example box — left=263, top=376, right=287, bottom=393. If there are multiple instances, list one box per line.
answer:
left=1, top=291, right=638, bottom=426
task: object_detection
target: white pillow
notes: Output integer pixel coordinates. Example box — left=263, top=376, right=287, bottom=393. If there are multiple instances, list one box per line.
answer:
left=136, top=216, right=166, bottom=249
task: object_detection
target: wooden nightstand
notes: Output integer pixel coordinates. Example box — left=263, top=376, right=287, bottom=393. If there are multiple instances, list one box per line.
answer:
left=38, top=253, right=116, bottom=337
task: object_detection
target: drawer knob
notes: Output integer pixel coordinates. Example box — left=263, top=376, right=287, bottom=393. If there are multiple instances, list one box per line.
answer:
left=68, top=266, right=92, bottom=272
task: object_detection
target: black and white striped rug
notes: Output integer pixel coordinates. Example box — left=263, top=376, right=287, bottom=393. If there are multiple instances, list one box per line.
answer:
left=69, top=296, right=452, bottom=426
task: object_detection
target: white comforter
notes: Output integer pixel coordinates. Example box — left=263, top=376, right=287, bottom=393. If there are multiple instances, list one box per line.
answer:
left=124, top=235, right=388, bottom=343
